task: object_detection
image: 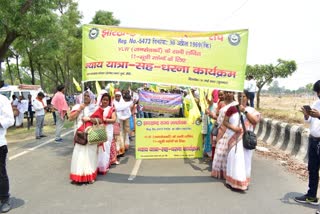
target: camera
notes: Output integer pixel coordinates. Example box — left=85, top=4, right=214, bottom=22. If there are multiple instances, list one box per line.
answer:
left=45, top=106, right=52, bottom=112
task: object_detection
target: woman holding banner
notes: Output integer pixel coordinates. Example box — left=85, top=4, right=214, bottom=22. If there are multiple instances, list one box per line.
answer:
left=210, top=90, right=225, bottom=160
left=211, top=91, right=237, bottom=179
left=224, top=91, right=260, bottom=191
left=202, top=94, right=215, bottom=159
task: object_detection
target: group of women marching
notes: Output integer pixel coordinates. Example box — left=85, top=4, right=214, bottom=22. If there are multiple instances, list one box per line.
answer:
left=203, top=90, right=261, bottom=191
left=67, top=87, right=260, bottom=189
left=68, top=89, right=133, bottom=184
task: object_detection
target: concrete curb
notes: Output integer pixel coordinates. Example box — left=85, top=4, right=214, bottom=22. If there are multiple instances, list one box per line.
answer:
left=255, top=118, right=309, bottom=163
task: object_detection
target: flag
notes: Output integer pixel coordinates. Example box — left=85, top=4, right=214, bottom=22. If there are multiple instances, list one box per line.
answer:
left=184, top=89, right=201, bottom=124
left=73, top=77, right=81, bottom=92
left=109, top=83, right=114, bottom=98
left=95, top=81, right=101, bottom=94
left=149, top=83, right=159, bottom=92
left=199, top=88, right=208, bottom=113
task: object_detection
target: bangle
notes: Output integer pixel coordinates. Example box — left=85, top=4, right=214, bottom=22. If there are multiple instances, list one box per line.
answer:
left=244, top=111, right=248, bottom=115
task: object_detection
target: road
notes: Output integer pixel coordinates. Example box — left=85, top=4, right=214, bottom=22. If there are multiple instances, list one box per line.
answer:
left=6, top=128, right=317, bottom=214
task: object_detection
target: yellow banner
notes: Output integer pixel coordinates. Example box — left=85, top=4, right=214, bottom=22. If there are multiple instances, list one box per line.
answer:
left=82, top=25, right=248, bottom=91
left=135, top=118, right=202, bottom=159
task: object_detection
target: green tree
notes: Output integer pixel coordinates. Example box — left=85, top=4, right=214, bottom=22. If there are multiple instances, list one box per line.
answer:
left=268, top=80, right=281, bottom=94
left=90, top=11, right=120, bottom=25
left=0, top=0, right=58, bottom=62
left=1, top=0, right=83, bottom=94
left=246, top=59, right=297, bottom=108
left=1, top=3, right=122, bottom=94
left=306, top=83, right=313, bottom=92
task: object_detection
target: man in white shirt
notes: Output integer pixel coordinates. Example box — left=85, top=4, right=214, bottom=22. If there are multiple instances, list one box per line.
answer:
left=15, top=95, right=28, bottom=128
left=295, top=80, right=320, bottom=209
left=33, top=92, right=47, bottom=140
left=0, top=94, right=15, bottom=213
left=246, top=75, right=256, bottom=107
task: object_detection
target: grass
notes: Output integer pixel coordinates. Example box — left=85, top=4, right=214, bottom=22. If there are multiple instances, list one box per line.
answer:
left=258, top=108, right=303, bottom=124
left=6, top=113, right=74, bottom=144
left=258, top=94, right=316, bottom=127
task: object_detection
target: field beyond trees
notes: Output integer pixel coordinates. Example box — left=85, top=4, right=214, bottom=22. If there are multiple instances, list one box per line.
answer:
left=259, top=94, right=316, bottom=127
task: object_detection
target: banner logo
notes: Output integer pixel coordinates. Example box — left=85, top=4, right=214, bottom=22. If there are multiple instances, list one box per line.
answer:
left=228, top=33, right=241, bottom=46
left=89, top=28, right=99, bottom=39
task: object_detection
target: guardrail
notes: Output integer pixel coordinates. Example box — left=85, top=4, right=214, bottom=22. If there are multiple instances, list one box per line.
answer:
left=254, top=118, right=309, bottom=163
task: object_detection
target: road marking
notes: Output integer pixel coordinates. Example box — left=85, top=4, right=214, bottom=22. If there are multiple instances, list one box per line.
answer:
left=9, top=130, right=74, bottom=161
left=128, top=159, right=142, bottom=181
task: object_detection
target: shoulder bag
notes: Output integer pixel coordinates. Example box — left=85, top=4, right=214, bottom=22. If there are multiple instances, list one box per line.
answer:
left=74, top=112, right=88, bottom=145
left=236, top=105, right=257, bottom=150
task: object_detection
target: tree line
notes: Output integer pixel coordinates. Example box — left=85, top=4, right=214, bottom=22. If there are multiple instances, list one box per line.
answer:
left=262, top=80, right=313, bottom=95
left=0, top=0, right=119, bottom=94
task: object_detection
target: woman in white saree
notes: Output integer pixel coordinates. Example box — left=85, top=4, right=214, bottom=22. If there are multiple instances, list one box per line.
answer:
left=224, top=91, right=260, bottom=191
left=69, top=90, right=103, bottom=184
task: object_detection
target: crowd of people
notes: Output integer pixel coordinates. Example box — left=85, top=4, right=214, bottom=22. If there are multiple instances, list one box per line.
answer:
left=67, top=88, right=135, bottom=184
left=197, top=88, right=261, bottom=191
left=2, top=78, right=320, bottom=213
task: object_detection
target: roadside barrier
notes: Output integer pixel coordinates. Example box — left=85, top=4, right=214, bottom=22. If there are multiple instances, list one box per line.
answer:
left=254, top=118, right=309, bottom=163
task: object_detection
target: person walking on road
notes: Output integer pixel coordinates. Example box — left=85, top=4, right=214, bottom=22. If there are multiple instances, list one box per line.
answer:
left=113, top=91, right=132, bottom=153
left=33, top=92, right=47, bottom=140
left=69, top=90, right=103, bottom=184
left=294, top=80, right=320, bottom=211
left=15, top=96, right=27, bottom=128
left=97, top=92, right=117, bottom=174
left=0, top=94, right=15, bottom=213
left=224, top=92, right=260, bottom=191
left=211, top=91, right=237, bottom=179
left=51, top=85, right=69, bottom=143
left=27, top=94, right=34, bottom=126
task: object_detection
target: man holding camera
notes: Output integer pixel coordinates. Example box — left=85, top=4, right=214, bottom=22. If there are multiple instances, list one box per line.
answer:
left=295, top=80, right=320, bottom=212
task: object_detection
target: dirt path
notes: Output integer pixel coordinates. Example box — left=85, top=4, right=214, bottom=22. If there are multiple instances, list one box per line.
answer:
left=256, top=141, right=308, bottom=181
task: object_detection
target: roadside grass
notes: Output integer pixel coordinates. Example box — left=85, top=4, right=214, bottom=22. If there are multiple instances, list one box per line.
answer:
left=258, top=94, right=316, bottom=127
left=258, top=108, right=303, bottom=124
left=7, top=113, right=74, bottom=144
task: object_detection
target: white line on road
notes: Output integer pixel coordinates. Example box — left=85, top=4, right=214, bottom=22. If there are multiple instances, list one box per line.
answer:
left=128, top=159, right=142, bottom=181
left=9, top=130, right=74, bottom=161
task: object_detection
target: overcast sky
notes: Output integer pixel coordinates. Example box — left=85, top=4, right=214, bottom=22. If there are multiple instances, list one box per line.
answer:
left=77, top=0, right=319, bottom=90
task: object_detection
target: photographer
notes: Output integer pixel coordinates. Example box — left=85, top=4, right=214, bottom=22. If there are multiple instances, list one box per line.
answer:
left=295, top=80, right=320, bottom=212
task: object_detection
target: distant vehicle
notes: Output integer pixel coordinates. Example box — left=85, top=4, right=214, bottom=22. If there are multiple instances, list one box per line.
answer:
left=0, top=84, right=45, bottom=102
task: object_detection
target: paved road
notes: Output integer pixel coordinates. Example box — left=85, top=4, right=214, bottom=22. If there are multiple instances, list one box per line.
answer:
left=6, top=128, right=317, bottom=214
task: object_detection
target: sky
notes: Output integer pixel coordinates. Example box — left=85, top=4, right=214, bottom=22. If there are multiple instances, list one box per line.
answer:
left=77, top=0, right=320, bottom=90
